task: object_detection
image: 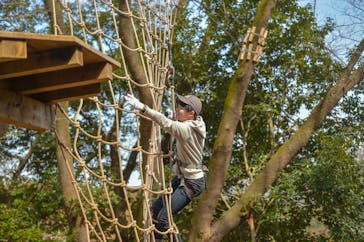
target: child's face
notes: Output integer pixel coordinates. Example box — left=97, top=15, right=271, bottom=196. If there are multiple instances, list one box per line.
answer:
left=176, top=103, right=195, bottom=121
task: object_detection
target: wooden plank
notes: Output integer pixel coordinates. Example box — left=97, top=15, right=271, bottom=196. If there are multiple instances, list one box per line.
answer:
left=0, top=46, right=83, bottom=80
left=0, top=63, right=112, bottom=94
left=0, top=89, right=55, bottom=131
left=31, top=83, right=101, bottom=103
left=0, top=31, right=120, bottom=69
left=0, top=39, right=27, bottom=63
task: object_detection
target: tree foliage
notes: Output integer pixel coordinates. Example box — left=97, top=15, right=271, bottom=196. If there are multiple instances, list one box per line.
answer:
left=0, top=0, right=363, bottom=241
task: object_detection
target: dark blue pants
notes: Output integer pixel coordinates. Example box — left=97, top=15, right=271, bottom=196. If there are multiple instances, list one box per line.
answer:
left=152, top=176, right=205, bottom=241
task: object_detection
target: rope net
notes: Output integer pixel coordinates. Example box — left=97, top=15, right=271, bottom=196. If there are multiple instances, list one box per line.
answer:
left=52, top=0, right=179, bottom=240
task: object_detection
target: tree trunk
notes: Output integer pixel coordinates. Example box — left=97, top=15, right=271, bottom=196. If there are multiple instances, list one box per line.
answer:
left=56, top=102, right=88, bottom=241
left=117, top=0, right=155, bottom=230
left=210, top=38, right=364, bottom=240
left=117, top=0, right=154, bottom=176
left=43, top=0, right=88, bottom=240
left=195, top=34, right=364, bottom=240
left=190, top=1, right=277, bottom=241
left=108, top=103, right=138, bottom=241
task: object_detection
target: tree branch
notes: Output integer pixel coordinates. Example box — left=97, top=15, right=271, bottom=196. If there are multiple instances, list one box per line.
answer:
left=190, top=1, right=278, bottom=241
left=210, top=38, right=364, bottom=240
left=12, top=138, right=38, bottom=180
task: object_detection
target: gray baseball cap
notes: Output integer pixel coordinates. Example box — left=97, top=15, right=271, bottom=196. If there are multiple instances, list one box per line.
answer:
left=176, top=94, right=202, bottom=115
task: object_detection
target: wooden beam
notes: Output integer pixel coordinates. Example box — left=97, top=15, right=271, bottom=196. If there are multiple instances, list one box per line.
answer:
left=0, top=89, right=55, bottom=131
left=0, top=62, right=112, bottom=95
left=0, top=31, right=121, bottom=69
left=0, top=46, right=83, bottom=80
left=0, top=39, right=27, bottom=63
left=31, top=83, right=101, bottom=103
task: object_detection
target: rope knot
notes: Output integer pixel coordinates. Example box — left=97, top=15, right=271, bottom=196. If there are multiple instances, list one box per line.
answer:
left=79, top=160, right=86, bottom=168
left=96, top=29, right=104, bottom=36
left=91, top=203, right=98, bottom=210
left=166, top=187, right=173, bottom=194
left=73, top=121, right=80, bottom=128
left=89, top=97, right=98, bottom=102
left=107, top=2, right=114, bottom=8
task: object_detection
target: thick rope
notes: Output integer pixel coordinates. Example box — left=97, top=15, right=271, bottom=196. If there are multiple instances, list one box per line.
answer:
left=53, top=0, right=180, bottom=240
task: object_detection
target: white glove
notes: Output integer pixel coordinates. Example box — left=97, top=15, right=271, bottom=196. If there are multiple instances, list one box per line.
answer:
left=124, top=94, right=145, bottom=111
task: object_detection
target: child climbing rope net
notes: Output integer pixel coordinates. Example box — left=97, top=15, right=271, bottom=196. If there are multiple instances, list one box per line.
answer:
left=52, top=0, right=183, bottom=240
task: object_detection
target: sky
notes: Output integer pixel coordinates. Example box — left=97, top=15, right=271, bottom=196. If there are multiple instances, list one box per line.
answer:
left=301, top=0, right=363, bottom=60
left=311, top=0, right=348, bottom=21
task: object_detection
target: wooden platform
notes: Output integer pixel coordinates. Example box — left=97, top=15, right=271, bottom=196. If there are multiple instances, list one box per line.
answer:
left=0, top=31, right=120, bottom=131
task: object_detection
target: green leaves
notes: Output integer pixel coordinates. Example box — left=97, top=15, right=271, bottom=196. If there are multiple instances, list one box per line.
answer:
left=303, top=134, right=364, bottom=239
left=253, top=133, right=364, bottom=240
left=0, top=175, right=67, bottom=240
left=0, top=0, right=50, bottom=33
left=0, top=204, right=43, bottom=241
left=171, top=0, right=363, bottom=240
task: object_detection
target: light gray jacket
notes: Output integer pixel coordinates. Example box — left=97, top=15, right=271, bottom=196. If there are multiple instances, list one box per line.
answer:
left=144, top=106, right=206, bottom=179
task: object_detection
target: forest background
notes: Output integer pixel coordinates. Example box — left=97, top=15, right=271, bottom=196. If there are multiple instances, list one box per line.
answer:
left=0, top=0, right=363, bottom=241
